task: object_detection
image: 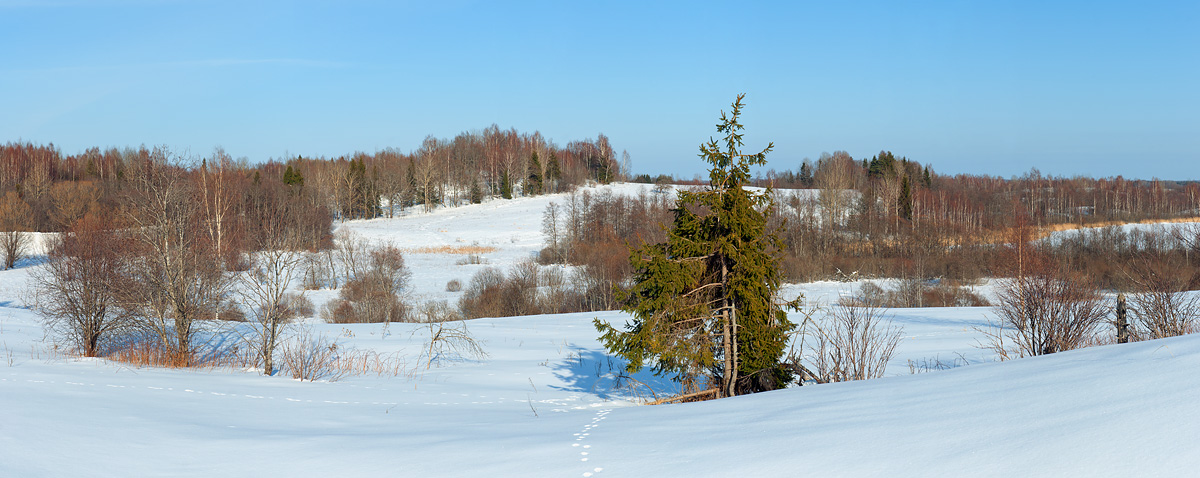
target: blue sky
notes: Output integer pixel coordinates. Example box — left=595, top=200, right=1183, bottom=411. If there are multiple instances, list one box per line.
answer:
left=2, top=0, right=1197, bottom=179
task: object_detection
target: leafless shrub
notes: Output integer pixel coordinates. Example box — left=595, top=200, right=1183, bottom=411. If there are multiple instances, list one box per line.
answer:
left=211, top=301, right=246, bottom=322
left=0, top=231, right=29, bottom=270
left=850, top=280, right=988, bottom=308
left=279, top=327, right=345, bottom=382
left=1121, top=252, right=1200, bottom=340
left=301, top=250, right=337, bottom=290
left=419, top=319, right=487, bottom=369
left=321, top=244, right=411, bottom=323
left=806, top=302, right=903, bottom=383
left=455, top=253, right=486, bottom=265
left=412, top=300, right=464, bottom=323
left=457, top=267, right=508, bottom=318
left=333, top=231, right=372, bottom=282
left=283, top=293, right=314, bottom=318
left=987, top=275, right=1107, bottom=358
left=1129, top=291, right=1199, bottom=339
left=446, top=279, right=463, bottom=292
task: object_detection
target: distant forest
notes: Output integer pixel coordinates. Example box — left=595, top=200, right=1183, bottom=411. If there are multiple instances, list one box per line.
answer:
left=3, top=132, right=1199, bottom=307
left=0, top=126, right=624, bottom=235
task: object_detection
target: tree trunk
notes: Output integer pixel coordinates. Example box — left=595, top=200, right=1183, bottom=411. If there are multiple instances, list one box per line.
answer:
left=720, top=257, right=737, bottom=398
left=1116, top=293, right=1129, bottom=344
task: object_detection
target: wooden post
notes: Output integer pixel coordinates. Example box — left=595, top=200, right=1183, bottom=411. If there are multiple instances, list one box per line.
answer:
left=1116, top=293, right=1129, bottom=344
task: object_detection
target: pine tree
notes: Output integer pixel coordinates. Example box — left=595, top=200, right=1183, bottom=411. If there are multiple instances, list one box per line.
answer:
left=899, top=175, right=913, bottom=220
left=595, top=94, right=797, bottom=399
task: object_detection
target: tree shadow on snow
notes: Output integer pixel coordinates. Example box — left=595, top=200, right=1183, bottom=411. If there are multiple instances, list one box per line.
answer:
left=548, top=348, right=680, bottom=403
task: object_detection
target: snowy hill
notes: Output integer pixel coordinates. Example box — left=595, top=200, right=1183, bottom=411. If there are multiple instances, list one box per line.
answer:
left=2, top=183, right=1198, bottom=477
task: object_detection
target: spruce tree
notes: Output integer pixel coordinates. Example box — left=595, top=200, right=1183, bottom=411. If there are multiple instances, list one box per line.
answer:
left=469, top=179, right=483, bottom=204
left=798, top=160, right=813, bottom=187
left=595, top=94, right=797, bottom=398
left=546, top=151, right=561, bottom=193
left=527, top=151, right=543, bottom=196
left=899, top=175, right=913, bottom=220
left=500, top=169, right=513, bottom=199
left=283, top=165, right=305, bottom=188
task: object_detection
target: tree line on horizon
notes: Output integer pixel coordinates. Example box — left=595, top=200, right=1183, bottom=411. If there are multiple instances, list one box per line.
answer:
left=0, top=126, right=625, bottom=235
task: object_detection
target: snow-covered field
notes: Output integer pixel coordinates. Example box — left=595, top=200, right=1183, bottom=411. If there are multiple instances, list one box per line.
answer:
left=3, top=183, right=1199, bottom=476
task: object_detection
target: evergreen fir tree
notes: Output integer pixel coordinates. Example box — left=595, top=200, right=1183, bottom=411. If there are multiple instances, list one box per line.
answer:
left=500, top=169, right=513, bottom=199
left=899, top=175, right=913, bottom=220
left=469, top=179, right=483, bottom=204
left=546, top=151, right=562, bottom=193
left=348, top=158, right=368, bottom=218
left=526, top=151, right=543, bottom=196
left=868, top=151, right=896, bottom=179
left=283, top=165, right=305, bottom=188
left=798, top=160, right=813, bottom=187
left=923, top=165, right=932, bottom=188
left=595, top=94, right=798, bottom=398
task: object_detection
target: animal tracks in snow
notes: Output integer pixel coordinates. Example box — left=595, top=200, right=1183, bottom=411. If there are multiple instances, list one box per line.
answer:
left=569, top=407, right=611, bottom=476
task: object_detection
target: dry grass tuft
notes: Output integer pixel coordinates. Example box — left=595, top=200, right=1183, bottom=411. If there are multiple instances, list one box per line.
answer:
left=107, top=339, right=253, bottom=369
left=404, top=245, right=498, bottom=255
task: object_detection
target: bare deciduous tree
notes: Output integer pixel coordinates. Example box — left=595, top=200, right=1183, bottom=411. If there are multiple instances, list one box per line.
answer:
left=0, top=191, right=32, bottom=270
left=240, top=191, right=305, bottom=375
left=49, top=180, right=99, bottom=230
left=34, top=214, right=132, bottom=356
left=120, top=149, right=230, bottom=365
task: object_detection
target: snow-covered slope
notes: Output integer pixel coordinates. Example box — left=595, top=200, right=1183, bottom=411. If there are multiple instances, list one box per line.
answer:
left=3, top=305, right=1197, bottom=477
left=2, top=183, right=1197, bottom=477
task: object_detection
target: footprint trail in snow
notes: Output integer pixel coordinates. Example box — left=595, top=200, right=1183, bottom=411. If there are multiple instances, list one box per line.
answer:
left=570, top=407, right=610, bottom=477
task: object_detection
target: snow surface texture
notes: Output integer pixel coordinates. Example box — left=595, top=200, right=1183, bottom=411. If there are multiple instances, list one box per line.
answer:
left=2, top=183, right=1197, bottom=477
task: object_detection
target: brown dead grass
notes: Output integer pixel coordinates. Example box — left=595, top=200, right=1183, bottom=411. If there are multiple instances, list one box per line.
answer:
left=1037, top=216, right=1200, bottom=237
left=970, top=217, right=1200, bottom=246
left=404, top=245, right=498, bottom=255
